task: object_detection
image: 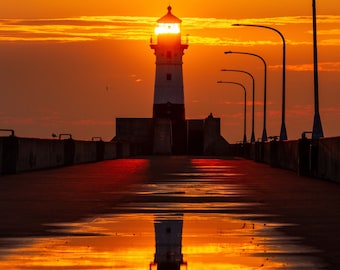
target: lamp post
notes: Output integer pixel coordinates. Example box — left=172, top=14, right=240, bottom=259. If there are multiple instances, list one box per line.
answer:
left=233, top=23, right=287, bottom=141
left=224, top=51, right=268, bottom=142
left=312, top=0, right=324, bottom=138
left=221, top=69, right=256, bottom=142
left=217, top=81, right=247, bottom=144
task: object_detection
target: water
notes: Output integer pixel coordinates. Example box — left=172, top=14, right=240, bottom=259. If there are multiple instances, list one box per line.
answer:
left=0, top=158, right=325, bottom=269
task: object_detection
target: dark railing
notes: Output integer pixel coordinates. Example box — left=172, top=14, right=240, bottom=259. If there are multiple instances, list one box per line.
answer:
left=0, top=129, right=15, bottom=137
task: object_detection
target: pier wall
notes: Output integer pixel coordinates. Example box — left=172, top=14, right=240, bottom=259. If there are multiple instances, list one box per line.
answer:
left=2, top=135, right=340, bottom=183
left=0, top=137, right=119, bottom=175
left=235, top=136, right=340, bottom=183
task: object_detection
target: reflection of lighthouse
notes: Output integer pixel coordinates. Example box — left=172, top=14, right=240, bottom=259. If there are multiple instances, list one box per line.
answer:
left=150, top=6, right=188, bottom=154
left=150, top=216, right=187, bottom=270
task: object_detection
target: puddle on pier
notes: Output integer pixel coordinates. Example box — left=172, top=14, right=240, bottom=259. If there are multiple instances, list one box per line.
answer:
left=0, top=214, right=323, bottom=269
left=0, top=160, right=325, bottom=269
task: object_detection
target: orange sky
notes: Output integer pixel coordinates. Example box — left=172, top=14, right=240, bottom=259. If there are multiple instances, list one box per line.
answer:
left=0, top=0, right=340, bottom=142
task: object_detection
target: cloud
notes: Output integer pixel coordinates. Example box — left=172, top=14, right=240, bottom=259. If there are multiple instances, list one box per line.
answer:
left=320, top=39, right=340, bottom=46
left=1, top=15, right=340, bottom=45
left=270, top=62, right=340, bottom=72
left=63, top=119, right=113, bottom=126
left=316, top=29, right=340, bottom=36
left=187, top=35, right=279, bottom=46
left=129, top=74, right=143, bottom=83
left=223, top=101, right=243, bottom=105
left=182, top=15, right=335, bottom=30
left=277, top=104, right=340, bottom=118
left=0, top=115, right=34, bottom=125
left=321, top=106, right=340, bottom=116
left=0, top=110, right=113, bottom=129
left=267, top=109, right=281, bottom=118
left=287, top=105, right=313, bottom=117
left=0, top=16, right=156, bottom=42
left=223, top=101, right=272, bottom=106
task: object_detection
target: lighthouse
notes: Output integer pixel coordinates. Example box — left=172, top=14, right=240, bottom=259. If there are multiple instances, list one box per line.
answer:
left=150, top=6, right=188, bottom=154
left=114, top=7, right=230, bottom=156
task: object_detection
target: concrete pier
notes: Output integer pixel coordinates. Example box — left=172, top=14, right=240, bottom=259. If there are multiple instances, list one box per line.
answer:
left=0, top=157, right=339, bottom=268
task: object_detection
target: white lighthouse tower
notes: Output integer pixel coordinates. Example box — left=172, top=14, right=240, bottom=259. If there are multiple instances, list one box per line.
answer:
left=150, top=6, right=188, bottom=154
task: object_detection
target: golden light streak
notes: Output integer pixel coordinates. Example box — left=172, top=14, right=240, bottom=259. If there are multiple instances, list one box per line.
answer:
left=270, top=62, right=340, bottom=72
left=315, top=29, right=340, bottom=35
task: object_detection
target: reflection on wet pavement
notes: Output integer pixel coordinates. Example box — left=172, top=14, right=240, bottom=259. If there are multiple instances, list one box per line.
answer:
left=0, top=158, right=325, bottom=269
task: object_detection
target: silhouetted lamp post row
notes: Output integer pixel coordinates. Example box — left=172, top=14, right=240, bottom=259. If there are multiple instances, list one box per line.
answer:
left=232, top=23, right=288, bottom=141
left=224, top=51, right=268, bottom=142
left=230, top=0, right=324, bottom=140
left=221, top=69, right=256, bottom=143
left=217, top=81, right=247, bottom=143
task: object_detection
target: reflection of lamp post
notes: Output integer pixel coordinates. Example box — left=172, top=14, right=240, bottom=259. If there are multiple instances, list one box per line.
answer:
left=312, top=0, right=324, bottom=138
left=217, top=81, right=247, bottom=143
left=224, top=51, right=268, bottom=142
left=233, top=23, right=288, bottom=141
left=221, top=69, right=255, bottom=142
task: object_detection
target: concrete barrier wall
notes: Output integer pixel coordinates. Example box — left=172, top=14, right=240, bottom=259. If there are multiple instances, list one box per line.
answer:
left=103, top=142, right=116, bottom=160
left=2, top=135, right=340, bottom=182
left=0, top=137, right=118, bottom=175
left=1, top=136, right=19, bottom=174
left=235, top=137, right=340, bottom=183
left=318, top=137, right=340, bottom=183
left=240, top=140, right=298, bottom=170
left=277, top=140, right=299, bottom=171
left=0, top=139, right=3, bottom=174
left=16, top=138, right=64, bottom=172
left=263, top=142, right=271, bottom=164
left=74, top=141, right=97, bottom=164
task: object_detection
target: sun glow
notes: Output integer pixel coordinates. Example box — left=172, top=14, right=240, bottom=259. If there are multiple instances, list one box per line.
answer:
left=155, top=23, right=180, bottom=35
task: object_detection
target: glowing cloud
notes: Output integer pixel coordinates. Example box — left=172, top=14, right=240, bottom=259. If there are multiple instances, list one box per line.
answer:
left=270, top=62, right=340, bottom=72
left=0, top=15, right=340, bottom=45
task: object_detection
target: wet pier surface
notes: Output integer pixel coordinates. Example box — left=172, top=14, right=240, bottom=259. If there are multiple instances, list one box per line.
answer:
left=1, top=156, right=340, bottom=269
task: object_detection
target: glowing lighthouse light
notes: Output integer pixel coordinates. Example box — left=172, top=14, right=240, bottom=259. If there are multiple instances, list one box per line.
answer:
left=155, top=23, right=180, bottom=35
left=154, top=6, right=182, bottom=35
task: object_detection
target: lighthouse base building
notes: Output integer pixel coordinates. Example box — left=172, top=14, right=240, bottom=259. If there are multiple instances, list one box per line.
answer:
left=113, top=115, right=230, bottom=156
left=112, top=7, right=230, bottom=156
